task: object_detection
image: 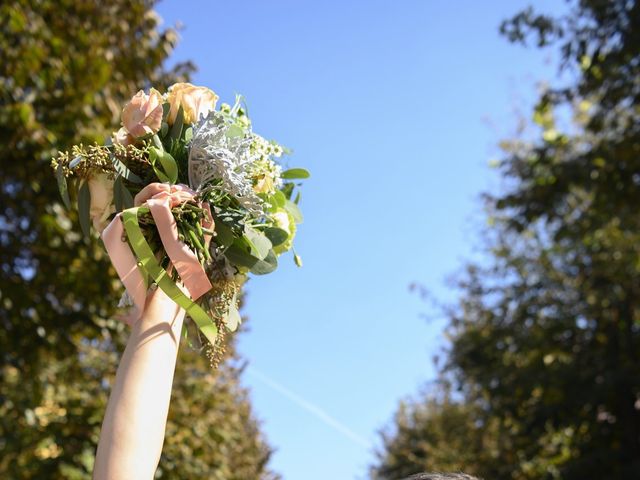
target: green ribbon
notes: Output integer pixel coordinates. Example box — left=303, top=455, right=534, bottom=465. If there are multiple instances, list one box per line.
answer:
left=122, top=207, right=218, bottom=346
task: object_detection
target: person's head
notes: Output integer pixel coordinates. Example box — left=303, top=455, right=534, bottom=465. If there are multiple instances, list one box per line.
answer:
left=402, top=474, right=481, bottom=480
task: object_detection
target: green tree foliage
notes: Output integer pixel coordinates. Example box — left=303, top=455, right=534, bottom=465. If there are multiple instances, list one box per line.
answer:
left=371, top=387, right=494, bottom=480
left=371, top=1, right=640, bottom=478
left=0, top=1, right=276, bottom=477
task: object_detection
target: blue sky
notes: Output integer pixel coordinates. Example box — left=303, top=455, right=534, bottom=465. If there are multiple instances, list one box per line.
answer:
left=156, top=1, right=565, bottom=478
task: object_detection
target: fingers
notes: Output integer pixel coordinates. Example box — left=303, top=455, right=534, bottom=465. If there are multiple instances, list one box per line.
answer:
left=134, top=183, right=171, bottom=206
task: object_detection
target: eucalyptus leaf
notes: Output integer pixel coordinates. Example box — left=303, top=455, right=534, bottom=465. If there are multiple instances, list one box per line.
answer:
left=78, top=180, right=91, bottom=237
left=250, top=249, right=278, bottom=275
left=294, top=191, right=301, bottom=205
left=281, top=168, right=310, bottom=179
left=114, top=176, right=134, bottom=212
left=122, top=186, right=134, bottom=209
left=55, top=163, right=71, bottom=209
left=225, top=242, right=259, bottom=269
left=294, top=252, right=303, bottom=267
left=69, top=155, right=82, bottom=169
left=245, top=227, right=272, bottom=260
left=264, top=227, right=289, bottom=247
left=114, top=177, right=124, bottom=212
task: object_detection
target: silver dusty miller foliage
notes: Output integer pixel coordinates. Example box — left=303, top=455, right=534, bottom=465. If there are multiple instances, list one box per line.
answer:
left=188, top=111, right=264, bottom=215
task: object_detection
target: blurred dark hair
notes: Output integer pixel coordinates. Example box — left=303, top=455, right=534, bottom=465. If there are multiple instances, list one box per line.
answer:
left=402, top=474, right=481, bottom=480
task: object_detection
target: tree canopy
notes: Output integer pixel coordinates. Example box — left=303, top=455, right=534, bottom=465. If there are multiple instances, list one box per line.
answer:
left=0, top=1, right=277, bottom=477
left=371, top=1, right=640, bottom=478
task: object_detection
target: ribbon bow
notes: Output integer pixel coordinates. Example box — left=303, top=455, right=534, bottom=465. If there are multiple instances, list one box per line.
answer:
left=102, top=182, right=213, bottom=325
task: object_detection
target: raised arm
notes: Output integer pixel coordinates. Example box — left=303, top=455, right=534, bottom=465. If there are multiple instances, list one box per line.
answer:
left=93, top=287, right=185, bottom=480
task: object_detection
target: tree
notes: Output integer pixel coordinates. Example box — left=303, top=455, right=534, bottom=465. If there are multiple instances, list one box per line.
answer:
left=372, top=1, right=640, bottom=478
left=370, top=386, right=495, bottom=480
left=0, top=1, right=276, bottom=477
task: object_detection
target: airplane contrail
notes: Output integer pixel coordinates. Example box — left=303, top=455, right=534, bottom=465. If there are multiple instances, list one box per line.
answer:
left=247, top=366, right=371, bottom=449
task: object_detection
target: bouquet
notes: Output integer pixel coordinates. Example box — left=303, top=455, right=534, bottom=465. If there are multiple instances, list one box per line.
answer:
left=51, top=83, right=308, bottom=364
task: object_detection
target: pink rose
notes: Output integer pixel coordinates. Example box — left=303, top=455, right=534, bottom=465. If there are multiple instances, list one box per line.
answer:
left=166, top=83, right=218, bottom=125
left=121, top=88, right=163, bottom=138
left=112, top=127, right=134, bottom=146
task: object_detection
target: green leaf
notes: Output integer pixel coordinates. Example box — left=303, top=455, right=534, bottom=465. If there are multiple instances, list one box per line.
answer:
left=169, top=105, right=184, bottom=140
left=225, top=241, right=278, bottom=275
left=158, top=151, right=178, bottom=184
left=149, top=146, right=158, bottom=164
left=55, top=163, right=71, bottom=209
left=264, top=227, right=289, bottom=247
left=212, top=221, right=235, bottom=249
left=226, top=124, right=244, bottom=139
left=183, top=126, right=193, bottom=143
left=250, top=249, right=278, bottom=275
left=284, top=199, right=303, bottom=223
left=294, top=252, right=303, bottom=267
left=214, top=207, right=246, bottom=234
left=113, top=176, right=134, bottom=212
left=149, top=146, right=176, bottom=183
left=281, top=182, right=294, bottom=200
left=77, top=180, right=91, bottom=237
left=281, top=168, right=310, bottom=179
left=294, top=191, right=301, bottom=205
left=273, top=190, right=286, bottom=208
left=114, top=177, right=124, bottom=212
left=152, top=164, right=170, bottom=183
left=245, top=227, right=272, bottom=260
left=152, top=134, right=163, bottom=150
left=225, top=242, right=260, bottom=269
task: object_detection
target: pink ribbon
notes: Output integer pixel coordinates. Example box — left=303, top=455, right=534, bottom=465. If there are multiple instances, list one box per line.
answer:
left=102, top=183, right=213, bottom=324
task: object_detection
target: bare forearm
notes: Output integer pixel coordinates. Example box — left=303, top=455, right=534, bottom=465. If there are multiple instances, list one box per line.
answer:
left=94, top=289, right=185, bottom=480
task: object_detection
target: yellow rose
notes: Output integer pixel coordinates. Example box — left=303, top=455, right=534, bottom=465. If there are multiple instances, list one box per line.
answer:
left=121, top=88, right=163, bottom=138
left=88, top=173, right=115, bottom=233
left=166, top=82, right=218, bottom=125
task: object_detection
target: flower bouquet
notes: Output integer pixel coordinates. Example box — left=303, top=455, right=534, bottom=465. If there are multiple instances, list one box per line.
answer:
left=51, top=83, right=308, bottom=364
